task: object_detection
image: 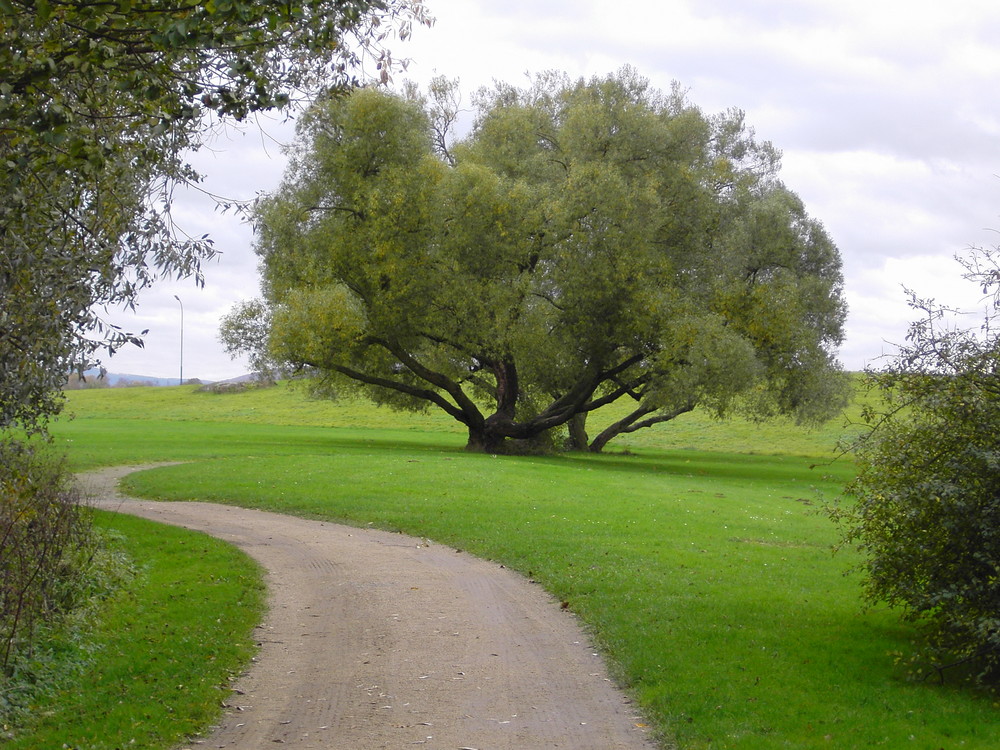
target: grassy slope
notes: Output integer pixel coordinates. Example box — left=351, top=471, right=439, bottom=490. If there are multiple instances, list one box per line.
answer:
left=46, top=382, right=1000, bottom=749
left=58, top=379, right=860, bottom=460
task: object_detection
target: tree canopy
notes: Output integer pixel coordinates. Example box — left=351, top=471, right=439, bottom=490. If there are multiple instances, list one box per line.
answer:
left=0, top=0, right=430, bottom=431
left=834, top=247, right=1000, bottom=686
left=226, top=69, right=848, bottom=452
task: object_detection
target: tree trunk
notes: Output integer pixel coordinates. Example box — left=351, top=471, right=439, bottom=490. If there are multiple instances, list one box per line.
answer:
left=466, top=413, right=559, bottom=454
left=465, top=423, right=508, bottom=454
left=566, top=413, right=590, bottom=451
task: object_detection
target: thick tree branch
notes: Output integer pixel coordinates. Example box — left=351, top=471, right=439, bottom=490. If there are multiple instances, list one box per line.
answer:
left=369, top=336, right=485, bottom=427
left=617, top=403, right=696, bottom=434
left=322, top=362, right=473, bottom=425
left=581, top=374, right=651, bottom=413
left=535, top=351, right=646, bottom=427
left=589, top=400, right=695, bottom=452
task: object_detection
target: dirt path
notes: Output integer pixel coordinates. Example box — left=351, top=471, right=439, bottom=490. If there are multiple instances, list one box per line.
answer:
left=79, top=465, right=658, bottom=750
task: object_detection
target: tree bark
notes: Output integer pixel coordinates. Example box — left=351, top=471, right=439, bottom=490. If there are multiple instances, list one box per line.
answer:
left=588, top=402, right=695, bottom=453
left=465, top=423, right=510, bottom=454
left=589, top=404, right=656, bottom=453
left=567, top=413, right=590, bottom=451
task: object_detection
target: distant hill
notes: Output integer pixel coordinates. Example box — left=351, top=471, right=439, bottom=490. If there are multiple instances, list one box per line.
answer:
left=64, top=370, right=175, bottom=388
left=65, top=370, right=259, bottom=389
left=103, top=372, right=182, bottom=387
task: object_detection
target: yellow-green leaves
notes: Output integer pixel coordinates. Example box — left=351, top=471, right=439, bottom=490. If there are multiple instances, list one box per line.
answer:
left=271, top=286, right=368, bottom=366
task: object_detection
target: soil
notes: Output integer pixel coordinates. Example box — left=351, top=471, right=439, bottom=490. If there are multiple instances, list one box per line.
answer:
left=79, top=465, right=659, bottom=750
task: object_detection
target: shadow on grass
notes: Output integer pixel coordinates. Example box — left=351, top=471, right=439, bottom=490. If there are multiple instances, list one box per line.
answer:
left=527, top=448, right=855, bottom=486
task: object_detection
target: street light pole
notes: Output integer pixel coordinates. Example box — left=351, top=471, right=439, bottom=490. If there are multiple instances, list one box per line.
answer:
left=173, top=295, right=184, bottom=386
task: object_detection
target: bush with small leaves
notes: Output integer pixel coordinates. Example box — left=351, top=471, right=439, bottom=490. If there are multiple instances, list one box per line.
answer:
left=834, top=247, right=1000, bottom=686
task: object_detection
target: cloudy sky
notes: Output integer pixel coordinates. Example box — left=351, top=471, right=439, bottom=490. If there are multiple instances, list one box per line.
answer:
left=100, top=0, right=1000, bottom=381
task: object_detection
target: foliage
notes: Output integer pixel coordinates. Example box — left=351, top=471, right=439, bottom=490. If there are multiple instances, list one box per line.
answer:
left=224, top=68, right=848, bottom=453
left=835, top=246, right=1000, bottom=686
left=3, top=511, right=265, bottom=749
left=0, top=523, right=133, bottom=738
left=0, top=0, right=431, bottom=433
left=1, top=3, right=428, bottom=731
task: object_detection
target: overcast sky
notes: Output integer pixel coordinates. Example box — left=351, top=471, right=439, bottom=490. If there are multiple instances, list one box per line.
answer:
left=100, top=0, right=1000, bottom=381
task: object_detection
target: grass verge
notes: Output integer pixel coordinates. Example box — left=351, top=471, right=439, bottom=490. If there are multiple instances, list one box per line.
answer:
left=120, top=446, right=1000, bottom=749
left=4, top=510, right=265, bottom=750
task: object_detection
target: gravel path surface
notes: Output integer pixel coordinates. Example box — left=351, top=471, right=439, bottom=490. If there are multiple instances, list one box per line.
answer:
left=80, top=465, right=658, bottom=750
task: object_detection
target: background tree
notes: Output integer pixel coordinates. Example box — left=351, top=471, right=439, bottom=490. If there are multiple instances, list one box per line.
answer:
left=0, top=0, right=430, bottom=432
left=833, top=246, right=1000, bottom=686
left=226, top=69, right=847, bottom=453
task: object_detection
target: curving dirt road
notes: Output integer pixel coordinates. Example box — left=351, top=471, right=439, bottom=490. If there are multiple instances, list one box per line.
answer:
left=80, top=466, right=659, bottom=750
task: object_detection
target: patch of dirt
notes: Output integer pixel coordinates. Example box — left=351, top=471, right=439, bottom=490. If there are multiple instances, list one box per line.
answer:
left=79, top=465, right=658, bottom=749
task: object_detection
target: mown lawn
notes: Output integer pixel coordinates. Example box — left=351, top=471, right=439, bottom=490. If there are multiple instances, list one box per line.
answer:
left=37, top=382, right=1000, bottom=748
left=4, top=512, right=264, bottom=750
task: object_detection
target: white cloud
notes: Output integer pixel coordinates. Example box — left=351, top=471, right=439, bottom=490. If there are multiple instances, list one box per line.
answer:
left=842, top=250, right=995, bottom=369
left=101, top=0, right=1000, bottom=377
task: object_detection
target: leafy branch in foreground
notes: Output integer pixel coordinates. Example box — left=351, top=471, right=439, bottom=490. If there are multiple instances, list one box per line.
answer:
left=0, top=1, right=430, bottom=736
left=0, top=0, right=431, bottom=433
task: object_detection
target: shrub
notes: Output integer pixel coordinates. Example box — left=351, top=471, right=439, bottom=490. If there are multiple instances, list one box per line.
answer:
left=0, top=441, right=93, bottom=672
left=834, top=248, right=1000, bottom=687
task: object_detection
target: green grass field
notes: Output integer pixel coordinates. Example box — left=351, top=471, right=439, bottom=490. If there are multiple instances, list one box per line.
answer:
left=32, top=381, right=1000, bottom=748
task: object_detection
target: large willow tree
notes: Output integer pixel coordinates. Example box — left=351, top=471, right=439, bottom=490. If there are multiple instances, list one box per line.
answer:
left=228, top=69, right=848, bottom=452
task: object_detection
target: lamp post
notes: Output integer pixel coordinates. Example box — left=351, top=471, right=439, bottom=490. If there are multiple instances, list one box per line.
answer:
left=173, top=295, right=184, bottom=386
